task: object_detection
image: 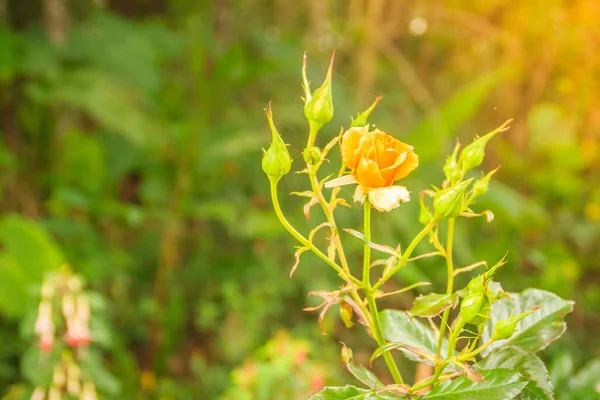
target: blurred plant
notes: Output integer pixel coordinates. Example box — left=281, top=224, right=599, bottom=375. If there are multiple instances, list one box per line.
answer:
left=220, top=330, right=329, bottom=400
left=19, top=266, right=120, bottom=400
left=263, top=53, right=575, bottom=399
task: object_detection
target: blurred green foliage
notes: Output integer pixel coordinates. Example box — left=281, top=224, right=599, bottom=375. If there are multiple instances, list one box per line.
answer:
left=0, top=0, right=598, bottom=398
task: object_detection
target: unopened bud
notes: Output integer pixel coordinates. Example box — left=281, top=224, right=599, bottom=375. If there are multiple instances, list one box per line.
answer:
left=81, top=382, right=98, bottom=400
left=262, top=106, right=292, bottom=183
left=443, top=141, right=461, bottom=183
left=433, top=179, right=473, bottom=219
left=460, top=292, right=486, bottom=324
left=472, top=167, right=499, bottom=198
left=52, top=365, right=66, bottom=387
left=31, top=387, right=45, bottom=400
left=351, top=96, right=381, bottom=127
left=62, top=294, right=75, bottom=318
left=76, top=294, right=90, bottom=321
left=303, top=51, right=335, bottom=130
left=303, top=146, right=322, bottom=166
left=48, top=387, right=61, bottom=400
left=41, top=280, right=54, bottom=299
left=492, top=307, right=539, bottom=340
left=460, top=120, right=510, bottom=173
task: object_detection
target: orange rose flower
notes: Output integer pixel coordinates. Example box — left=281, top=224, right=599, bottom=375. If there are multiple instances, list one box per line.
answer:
left=326, top=126, right=419, bottom=212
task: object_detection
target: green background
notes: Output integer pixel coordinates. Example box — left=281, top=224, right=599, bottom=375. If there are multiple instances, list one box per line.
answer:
left=0, top=0, right=598, bottom=398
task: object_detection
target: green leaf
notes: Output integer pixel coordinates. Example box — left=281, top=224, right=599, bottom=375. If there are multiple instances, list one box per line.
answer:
left=342, top=344, right=384, bottom=389
left=308, top=385, right=374, bottom=400
left=343, top=229, right=400, bottom=257
left=379, top=310, right=447, bottom=366
left=422, top=369, right=528, bottom=399
left=481, top=289, right=574, bottom=356
left=566, top=358, right=600, bottom=399
left=481, top=346, right=553, bottom=400
left=0, top=216, right=64, bottom=317
left=409, top=293, right=457, bottom=318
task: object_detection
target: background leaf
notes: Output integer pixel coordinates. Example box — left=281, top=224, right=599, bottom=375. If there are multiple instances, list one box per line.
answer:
left=480, top=346, right=554, bottom=400
left=422, top=369, right=528, bottom=400
left=409, top=293, right=457, bottom=318
left=481, top=289, right=574, bottom=356
left=379, top=310, right=447, bottom=366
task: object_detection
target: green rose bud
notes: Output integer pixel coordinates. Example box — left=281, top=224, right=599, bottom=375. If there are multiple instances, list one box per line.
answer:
left=302, top=146, right=322, bottom=166
left=443, top=141, right=462, bottom=184
left=460, top=120, right=511, bottom=174
left=351, top=96, right=381, bottom=127
left=303, top=51, right=335, bottom=133
left=469, top=299, right=490, bottom=325
left=492, top=307, right=540, bottom=340
left=468, top=275, right=485, bottom=294
left=472, top=167, right=499, bottom=198
left=433, top=179, right=473, bottom=220
left=262, top=106, right=292, bottom=183
left=460, top=292, right=486, bottom=324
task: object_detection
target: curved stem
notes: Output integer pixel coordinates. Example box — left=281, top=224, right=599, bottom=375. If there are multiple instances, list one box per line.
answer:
left=436, top=218, right=456, bottom=359
left=269, top=180, right=361, bottom=286
left=372, top=220, right=436, bottom=291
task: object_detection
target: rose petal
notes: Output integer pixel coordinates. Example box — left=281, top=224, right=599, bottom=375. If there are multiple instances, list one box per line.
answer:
left=367, top=186, right=411, bottom=212
left=341, top=126, right=369, bottom=169
left=353, top=185, right=367, bottom=204
left=355, top=157, right=386, bottom=187
left=392, top=151, right=419, bottom=181
left=380, top=151, right=408, bottom=185
left=324, top=174, right=358, bottom=188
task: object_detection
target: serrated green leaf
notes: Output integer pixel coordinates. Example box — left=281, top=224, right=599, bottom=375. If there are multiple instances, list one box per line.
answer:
left=482, top=289, right=574, bottom=356
left=308, top=385, right=374, bottom=400
left=422, top=369, right=528, bottom=399
left=481, top=346, right=554, bottom=400
left=409, top=293, right=457, bottom=318
left=379, top=310, right=447, bottom=366
left=342, top=344, right=384, bottom=389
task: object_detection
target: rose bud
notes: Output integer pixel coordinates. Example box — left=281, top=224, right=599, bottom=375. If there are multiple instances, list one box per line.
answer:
left=350, top=96, right=381, bottom=128
left=262, top=106, right=292, bottom=183
left=303, top=51, right=335, bottom=133
left=433, top=179, right=473, bottom=220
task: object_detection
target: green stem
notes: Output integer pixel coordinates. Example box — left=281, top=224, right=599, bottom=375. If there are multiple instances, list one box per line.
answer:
left=367, top=291, right=404, bottom=384
left=269, top=180, right=361, bottom=286
left=436, top=218, right=456, bottom=359
left=306, top=120, right=321, bottom=148
left=362, top=202, right=403, bottom=384
left=363, top=202, right=372, bottom=289
left=457, top=338, right=494, bottom=361
left=446, top=314, right=465, bottom=360
left=372, top=220, right=436, bottom=291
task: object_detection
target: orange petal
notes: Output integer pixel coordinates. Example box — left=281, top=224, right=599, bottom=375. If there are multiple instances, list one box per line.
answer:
left=392, top=150, right=419, bottom=182
left=341, top=126, right=369, bottom=169
left=355, top=157, right=386, bottom=188
left=381, top=151, right=408, bottom=185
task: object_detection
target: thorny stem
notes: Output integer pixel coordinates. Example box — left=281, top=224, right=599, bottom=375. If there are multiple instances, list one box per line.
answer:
left=436, top=218, right=456, bottom=360
left=269, top=180, right=361, bottom=286
left=363, top=201, right=404, bottom=384
left=372, top=220, right=436, bottom=291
